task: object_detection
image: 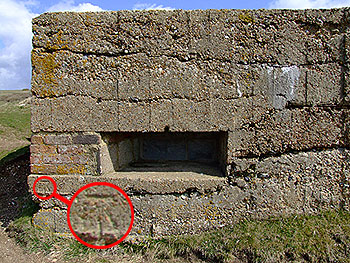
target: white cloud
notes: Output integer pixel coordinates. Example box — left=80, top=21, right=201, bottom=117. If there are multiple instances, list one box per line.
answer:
left=0, top=0, right=36, bottom=90
left=47, top=0, right=103, bottom=12
left=269, top=0, right=350, bottom=9
left=133, top=3, right=175, bottom=10
left=0, top=0, right=104, bottom=90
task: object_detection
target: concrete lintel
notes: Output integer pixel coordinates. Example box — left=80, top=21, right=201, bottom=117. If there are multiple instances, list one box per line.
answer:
left=29, top=172, right=227, bottom=196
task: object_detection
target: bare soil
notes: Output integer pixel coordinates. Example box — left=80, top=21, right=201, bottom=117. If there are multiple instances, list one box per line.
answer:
left=0, top=152, right=50, bottom=262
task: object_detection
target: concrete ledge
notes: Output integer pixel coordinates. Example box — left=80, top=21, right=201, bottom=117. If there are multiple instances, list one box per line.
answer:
left=29, top=170, right=227, bottom=196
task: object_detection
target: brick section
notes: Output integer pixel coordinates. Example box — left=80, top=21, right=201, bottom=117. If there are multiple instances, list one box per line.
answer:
left=57, top=145, right=84, bottom=154
left=31, top=164, right=88, bottom=175
left=30, top=154, right=42, bottom=165
left=30, top=144, right=57, bottom=154
left=30, top=132, right=101, bottom=176
left=44, top=135, right=72, bottom=145
left=31, top=135, right=44, bottom=144
left=72, top=134, right=100, bottom=145
left=42, top=154, right=76, bottom=164
left=71, top=155, right=90, bottom=165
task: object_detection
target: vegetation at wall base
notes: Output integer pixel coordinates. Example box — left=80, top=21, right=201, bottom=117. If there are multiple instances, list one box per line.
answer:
left=7, top=207, right=350, bottom=263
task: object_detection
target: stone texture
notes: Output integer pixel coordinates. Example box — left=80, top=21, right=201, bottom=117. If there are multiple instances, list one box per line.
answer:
left=30, top=148, right=347, bottom=236
left=30, top=9, right=350, bottom=238
left=50, top=96, right=119, bottom=132
left=229, top=108, right=345, bottom=159
left=305, top=63, right=343, bottom=105
left=29, top=167, right=226, bottom=196
left=344, top=63, right=350, bottom=103
left=119, top=102, right=150, bottom=132
left=171, top=99, right=211, bottom=132
left=31, top=98, right=52, bottom=132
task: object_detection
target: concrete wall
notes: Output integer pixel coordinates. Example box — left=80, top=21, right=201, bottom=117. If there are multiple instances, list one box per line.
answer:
left=30, top=9, right=350, bottom=238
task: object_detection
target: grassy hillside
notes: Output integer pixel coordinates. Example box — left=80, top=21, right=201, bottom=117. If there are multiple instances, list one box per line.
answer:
left=0, top=90, right=31, bottom=161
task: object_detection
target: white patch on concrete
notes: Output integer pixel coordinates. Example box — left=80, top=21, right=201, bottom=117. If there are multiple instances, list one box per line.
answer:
left=267, top=65, right=301, bottom=109
left=281, top=66, right=300, bottom=100
left=236, top=80, right=243, bottom=97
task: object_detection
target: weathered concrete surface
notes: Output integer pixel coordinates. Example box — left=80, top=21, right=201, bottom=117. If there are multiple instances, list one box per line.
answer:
left=30, top=149, right=349, bottom=236
left=30, top=9, right=350, bottom=237
left=29, top=169, right=226, bottom=197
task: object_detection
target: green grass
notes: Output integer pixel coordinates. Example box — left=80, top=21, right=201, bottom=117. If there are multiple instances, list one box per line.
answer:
left=0, top=90, right=31, bottom=160
left=0, top=103, right=30, bottom=134
left=8, top=208, right=350, bottom=263
left=123, top=210, right=350, bottom=262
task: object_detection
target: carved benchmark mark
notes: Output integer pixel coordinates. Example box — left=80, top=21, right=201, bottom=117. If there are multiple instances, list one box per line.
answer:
left=69, top=185, right=131, bottom=246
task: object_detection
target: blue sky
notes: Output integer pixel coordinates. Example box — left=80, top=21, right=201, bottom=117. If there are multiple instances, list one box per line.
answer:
left=29, top=0, right=271, bottom=12
left=0, top=0, right=350, bottom=90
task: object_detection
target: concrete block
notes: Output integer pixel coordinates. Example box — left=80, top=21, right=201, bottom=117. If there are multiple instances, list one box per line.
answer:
left=306, top=32, right=343, bottom=64
left=171, top=99, right=211, bottom=132
left=228, top=108, right=344, bottom=159
left=304, top=9, right=345, bottom=64
left=229, top=110, right=292, bottom=159
left=149, top=100, right=173, bottom=131
left=50, top=96, right=118, bottom=132
left=266, top=65, right=305, bottom=109
left=32, top=50, right=119, bottom=99
left=149, top=58, right=209, bottom=101
left=290, top=108, right=344, bottom=150
left=306, top=63, right=342, bottom=105
left=117, top=54, right=152, bottom=101
left=210, top=99, right=238, bottom=131
left=119, top=102, right=150, bottom=131
left=31, top=98, right=52, bottom=132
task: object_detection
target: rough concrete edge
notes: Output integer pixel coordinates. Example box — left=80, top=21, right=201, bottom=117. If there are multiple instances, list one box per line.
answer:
left=28, top=173, right=228, bottom=195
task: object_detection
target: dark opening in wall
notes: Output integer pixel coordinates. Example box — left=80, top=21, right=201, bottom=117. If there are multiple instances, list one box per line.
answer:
left=100, top=132, right=227, bottom=177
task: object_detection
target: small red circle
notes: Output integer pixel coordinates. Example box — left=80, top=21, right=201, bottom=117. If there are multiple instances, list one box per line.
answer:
left=33, top=176, right=57, bottom=200
left=67, top=182, right=134, bottom=249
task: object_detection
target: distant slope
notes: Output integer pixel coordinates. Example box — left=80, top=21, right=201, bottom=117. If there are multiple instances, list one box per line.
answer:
left=0, top=90, right=31, bottom=160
